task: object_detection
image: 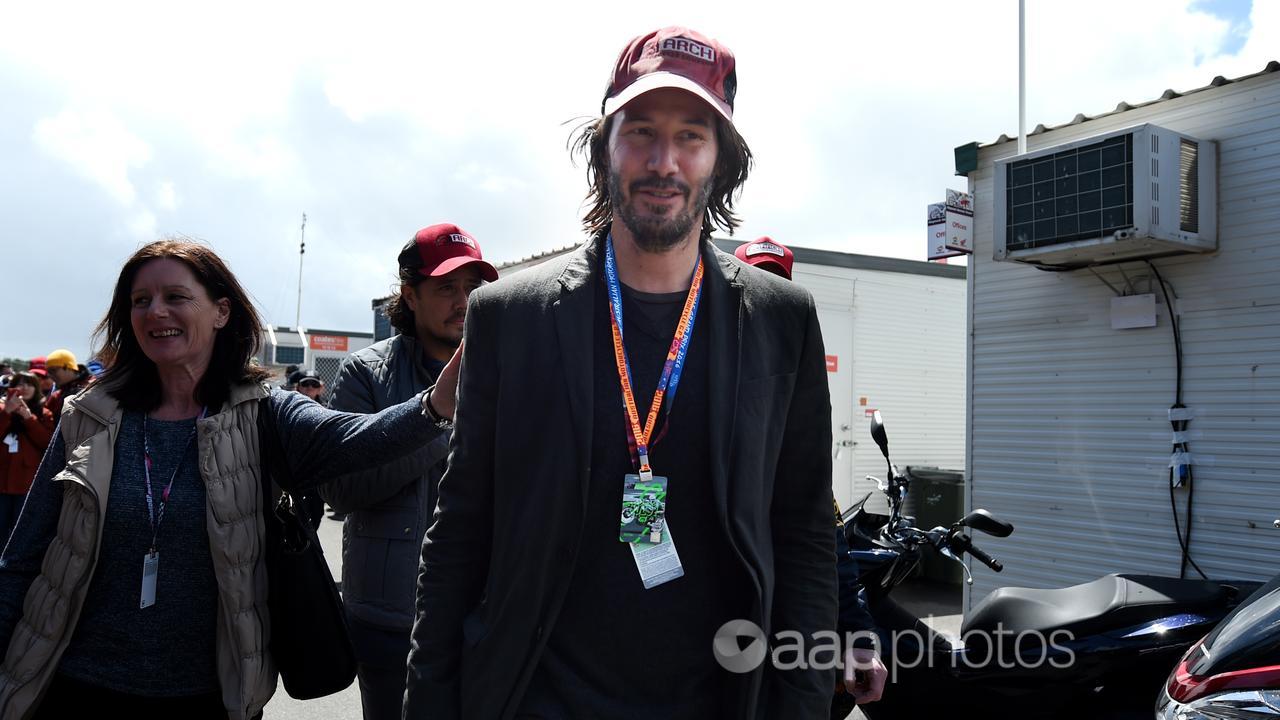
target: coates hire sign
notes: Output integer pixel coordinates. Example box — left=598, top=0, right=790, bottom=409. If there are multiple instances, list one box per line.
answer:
left=926, top=189, right=975, bottom=260
left=308, top=334, right=349, bottom=352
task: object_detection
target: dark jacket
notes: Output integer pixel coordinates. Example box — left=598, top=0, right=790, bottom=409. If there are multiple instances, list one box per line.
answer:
left=44, top=367, right=92, bottom=421
left=320, top=334, right=451, bottom=630
left=834, top=514, right=878, bottom=641
left=404, top=238, right=838, bottom=720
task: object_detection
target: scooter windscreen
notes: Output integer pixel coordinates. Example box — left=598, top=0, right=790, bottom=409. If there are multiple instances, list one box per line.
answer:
left=1190, top=572, right=1280, bottom=677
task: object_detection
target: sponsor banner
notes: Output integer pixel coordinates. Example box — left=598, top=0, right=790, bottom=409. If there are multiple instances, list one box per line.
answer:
left=928, top=202, right=962, bottom=260
left=309, top=334, right=349, bottom=352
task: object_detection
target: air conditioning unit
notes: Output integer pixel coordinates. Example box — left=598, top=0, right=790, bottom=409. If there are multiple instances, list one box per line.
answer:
left=994, top=124, right=1217, bottom=267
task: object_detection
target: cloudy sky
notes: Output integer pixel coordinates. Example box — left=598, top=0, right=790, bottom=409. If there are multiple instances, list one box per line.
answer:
left=0, top=0, right=1271, bottom=362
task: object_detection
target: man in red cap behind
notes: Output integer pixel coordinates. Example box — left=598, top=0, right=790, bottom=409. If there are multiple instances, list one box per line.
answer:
left=407, top=27, right=841, bottom=719
left=26, top=358, right=52, bottom=397
left=734, top=236, right=796, bottom=280
left=318, top=223, right=497, bottom=720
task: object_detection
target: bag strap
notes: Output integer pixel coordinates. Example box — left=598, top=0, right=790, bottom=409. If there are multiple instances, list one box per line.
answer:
left=257, top=397, right=285, bottom=486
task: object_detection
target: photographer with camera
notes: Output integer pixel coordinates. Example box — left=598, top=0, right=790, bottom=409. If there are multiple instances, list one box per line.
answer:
left=0, top=372, right=54, bottom=543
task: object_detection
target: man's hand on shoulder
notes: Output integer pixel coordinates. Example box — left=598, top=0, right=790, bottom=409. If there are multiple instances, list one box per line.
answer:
left=429, top=341, right=463, bottom=420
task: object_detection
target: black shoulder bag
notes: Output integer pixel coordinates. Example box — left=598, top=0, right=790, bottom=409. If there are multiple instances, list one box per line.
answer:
left=257, top=397, right=358, bottom=699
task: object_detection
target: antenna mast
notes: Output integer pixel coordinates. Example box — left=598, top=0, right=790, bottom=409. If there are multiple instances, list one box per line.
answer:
left=295, top=213, right=306, bottom=329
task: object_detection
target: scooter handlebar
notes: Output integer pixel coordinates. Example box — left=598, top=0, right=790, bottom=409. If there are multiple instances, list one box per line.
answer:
left=965, top=541, right=1003, bottom=572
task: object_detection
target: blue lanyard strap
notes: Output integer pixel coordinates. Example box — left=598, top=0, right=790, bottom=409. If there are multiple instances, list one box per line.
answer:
left=604, top=234, right=703, bottom=478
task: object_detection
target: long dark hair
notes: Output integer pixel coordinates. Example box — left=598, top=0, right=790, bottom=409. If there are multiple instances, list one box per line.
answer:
left=92, top=239, right=271, bottom=412
left=383, top=266, right=421, bottom=337
left=569, top=111, right=753, bottom=240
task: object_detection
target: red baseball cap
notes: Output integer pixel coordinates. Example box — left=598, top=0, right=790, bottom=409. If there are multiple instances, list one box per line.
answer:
left=398, top=223, right=498, bottom=282
left=602, top=26, right=737, bottom=123
left=29, top=356, right=46, bottom=371
left=734, top=237, right=794, bottom=280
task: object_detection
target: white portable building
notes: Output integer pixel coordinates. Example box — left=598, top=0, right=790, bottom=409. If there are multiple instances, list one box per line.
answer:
left=957, top=63, right=1280, bottom=608
left=715, top=241, right=967, bottom=514
left=260, top=324, right=375, bottom=393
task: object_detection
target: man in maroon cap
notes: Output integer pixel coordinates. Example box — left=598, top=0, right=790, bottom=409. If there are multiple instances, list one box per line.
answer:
left=319, top=223, right=497, bottom=720
left=407, top=28, right=838, bottom=719
left=26, top=358, right=52, bottom=397
left=734, top=236, right=796, bottom=280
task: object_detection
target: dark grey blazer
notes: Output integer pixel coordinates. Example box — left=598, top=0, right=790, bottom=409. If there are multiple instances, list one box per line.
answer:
left=405, top=237, right=838, bottom=720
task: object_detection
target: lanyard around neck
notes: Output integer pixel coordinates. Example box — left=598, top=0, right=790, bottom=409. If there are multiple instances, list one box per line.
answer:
left=603, top=234, right=704, bottom=481
left=142, top=407, right=206, bottom=552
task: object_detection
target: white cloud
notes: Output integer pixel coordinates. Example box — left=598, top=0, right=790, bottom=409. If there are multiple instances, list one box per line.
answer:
left=156, top=181, right=178, bottom=212
left=454, top=163, right=528, bottom=194
left=129, top=210, right=158, bottom=238
left=32, top=108, right=151, bottom=205
left=0, top=0, right=1272, bottom=359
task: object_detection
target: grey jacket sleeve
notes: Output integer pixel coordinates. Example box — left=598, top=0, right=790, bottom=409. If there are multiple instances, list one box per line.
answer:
left=317, top=355, right=450, bottom=513
left=268, top=389, right=439, bottom=491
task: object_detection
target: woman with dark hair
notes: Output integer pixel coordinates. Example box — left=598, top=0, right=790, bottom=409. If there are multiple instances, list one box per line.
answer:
left=0, top=239, right=443, bottom=719
left=0, top=371, right=55, bottom=543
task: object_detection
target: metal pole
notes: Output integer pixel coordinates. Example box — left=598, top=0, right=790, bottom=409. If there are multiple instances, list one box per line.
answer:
left=295, top=213, right=306, bottom=329
left=1018, top=0, right=1027, bottom=155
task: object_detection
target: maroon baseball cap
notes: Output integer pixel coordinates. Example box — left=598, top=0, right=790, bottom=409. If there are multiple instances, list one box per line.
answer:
left=602, top=26, right=737, bottom=123
left=398, top=223, right=498, bottom=282
left=735, top=237, right=794, bottom=280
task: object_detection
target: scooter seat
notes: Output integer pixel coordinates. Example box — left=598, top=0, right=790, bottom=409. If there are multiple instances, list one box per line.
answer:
left=962, top=573, right=1230, bottom=637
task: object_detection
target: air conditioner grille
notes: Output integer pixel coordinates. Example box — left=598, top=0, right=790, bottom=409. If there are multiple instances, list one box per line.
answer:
left=1180, top=139, right=1199, bottom=233
left=1004, top=134, right=1134, bottom=252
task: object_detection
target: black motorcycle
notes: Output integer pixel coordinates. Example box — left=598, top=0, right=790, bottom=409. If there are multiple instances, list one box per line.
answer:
left=842, top=412, right=1261, bottom=719
left=1155, top=523, right=1280, bottom=719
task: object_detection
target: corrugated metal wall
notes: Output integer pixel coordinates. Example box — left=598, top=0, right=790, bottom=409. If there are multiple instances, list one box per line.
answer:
left=966, top=72, right=1280, bottom=607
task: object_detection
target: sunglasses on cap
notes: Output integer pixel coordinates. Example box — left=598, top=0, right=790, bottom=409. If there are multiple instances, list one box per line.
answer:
left=298, top=379, right=323, bottom=388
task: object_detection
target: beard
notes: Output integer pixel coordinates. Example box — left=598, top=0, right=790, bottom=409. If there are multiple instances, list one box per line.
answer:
left=416, top=312, right=465, bottom=351
left=609, top=171, right=714, bottom=253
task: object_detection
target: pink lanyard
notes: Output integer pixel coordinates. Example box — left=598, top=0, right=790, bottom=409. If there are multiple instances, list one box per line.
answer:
left=142, top=408, right=206, bottom=553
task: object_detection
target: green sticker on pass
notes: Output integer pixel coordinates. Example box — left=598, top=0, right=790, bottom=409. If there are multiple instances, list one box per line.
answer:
left=620, top=474, right=667, bottom=544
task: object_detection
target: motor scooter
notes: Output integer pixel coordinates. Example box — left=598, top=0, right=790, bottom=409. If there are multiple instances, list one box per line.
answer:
left=842, top=412, right=1261, bottom=719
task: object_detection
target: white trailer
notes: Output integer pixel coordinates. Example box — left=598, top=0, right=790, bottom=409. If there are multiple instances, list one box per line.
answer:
left=716, top=241, right=967, bottom=513
left=957, top=63, right=1280, bottom=609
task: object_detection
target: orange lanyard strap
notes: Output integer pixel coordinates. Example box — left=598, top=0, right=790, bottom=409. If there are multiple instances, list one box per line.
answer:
left=604, top=236, right=704, bottom=480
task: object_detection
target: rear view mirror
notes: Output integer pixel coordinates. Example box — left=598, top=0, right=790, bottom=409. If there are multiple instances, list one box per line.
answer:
left=959, top=509, right=1014, bottom=537
left=870, top=411, right=889, bottom=461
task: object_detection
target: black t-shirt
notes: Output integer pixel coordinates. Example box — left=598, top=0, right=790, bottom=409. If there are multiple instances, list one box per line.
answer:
left=517, top=276, right=749, bottom=719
